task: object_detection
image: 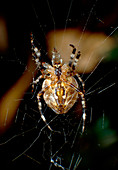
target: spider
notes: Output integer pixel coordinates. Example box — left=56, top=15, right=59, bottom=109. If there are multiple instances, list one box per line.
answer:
left=30, top=32, right=86, bottom=133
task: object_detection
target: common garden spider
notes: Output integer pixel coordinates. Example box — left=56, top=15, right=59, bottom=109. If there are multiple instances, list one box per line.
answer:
left=30, top=33, right=86, bottom=133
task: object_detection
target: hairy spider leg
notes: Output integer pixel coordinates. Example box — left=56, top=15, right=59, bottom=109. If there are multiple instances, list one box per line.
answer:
left=37, top=89, right=53, bottom=131
left=66, top=81, right=86, bottom=133
left=69, top=44, right=76, bottom=68
left=78, top=91, right=86, bottom=133
left=30, top=32, right=42, bottom=67
left=69, top=44, right=81, bottom=71
left=31, top=75, right=44, bottom=99
left=31, top=71, right=54, bottom=131
left=72, top=51, right=81, bottom=71
left=75, top=73, right=85, bottom=93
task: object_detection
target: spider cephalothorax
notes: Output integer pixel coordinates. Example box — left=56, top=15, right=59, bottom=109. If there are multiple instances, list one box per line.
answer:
left=30, top=33, right=86, bottom=132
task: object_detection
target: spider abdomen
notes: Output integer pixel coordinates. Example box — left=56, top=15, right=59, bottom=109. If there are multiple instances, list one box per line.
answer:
left=42, top=77, right=78, bottom=114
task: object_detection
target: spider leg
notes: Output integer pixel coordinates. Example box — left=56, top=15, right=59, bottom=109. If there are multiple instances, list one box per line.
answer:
left=66, top=81, right=86, bottom=133
left=31, top=33, right=53, bottom=72
left=69, top=44, right=76, bottom=68
left=69, top=44, right=81, bottom=71
left=75, top=74, right=85, bottom=93
left=32, top=75, right=43, bottom=90
left=78, top=91, right=86, bottom=133
left=72, top=51, right=81, bottom=71
left=74, top=74, right=86, bottom=132
left=37, top=90, right=53, bottom=131
left=30, top=32, right=42, bottom=68
left=31, top=75, right=43, bottom=99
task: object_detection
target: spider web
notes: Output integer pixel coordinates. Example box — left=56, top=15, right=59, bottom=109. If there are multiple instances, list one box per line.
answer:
left=0, top=0, right=118, bottom=169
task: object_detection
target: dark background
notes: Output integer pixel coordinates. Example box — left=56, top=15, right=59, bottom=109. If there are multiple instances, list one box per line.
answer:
left=0, top=0, right=118, bottom=169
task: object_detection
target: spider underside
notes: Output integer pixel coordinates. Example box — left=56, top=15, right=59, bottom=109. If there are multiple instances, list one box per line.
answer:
left=30, top=33, right=86, bottom=133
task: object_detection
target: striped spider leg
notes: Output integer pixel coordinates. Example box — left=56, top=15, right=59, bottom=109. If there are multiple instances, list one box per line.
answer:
left=31, top=32, right=53, bottom=130
left=31, top=33, right=86, bottom=133
left=68, top=44, right=86, bottom=132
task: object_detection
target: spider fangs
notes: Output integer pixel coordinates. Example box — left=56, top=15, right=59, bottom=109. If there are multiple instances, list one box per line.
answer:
left=31, top=33, right=86, bottom=133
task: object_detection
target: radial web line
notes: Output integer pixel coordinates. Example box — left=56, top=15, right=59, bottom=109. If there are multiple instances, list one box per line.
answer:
left=78, top=0, right=98, bottom=48
left=84, top=56, right=104, bottom=82
left=59, top=0, right=74, bottom=51
left=81, top=26, right=118, bottom=76
left=85, top=67, right=116, bottom=94
left=97, top=82, right=116, bottom=94
left=12, top=115, right=58, bottom=162
left=46, top=0, right=57, bottom=48
left=31, top=1, right=47, bottom=40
